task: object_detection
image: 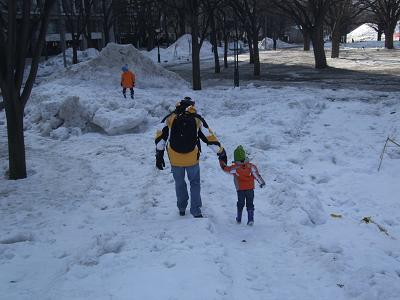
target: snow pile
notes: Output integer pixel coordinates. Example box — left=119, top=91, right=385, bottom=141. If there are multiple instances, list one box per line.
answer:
left=37, top=48, right=99, bottom=79
left=258, top=37, right=294, bottom=50
left=27, top=43, right=187, bottom=137
left=166, top=33, right=212, bottom=58
left=92, top=107, right=148, bottom=135
left=145, top=34, right=225, bottom=64
left=348, top=24, right=381, bottom=42
left=51, top=43, right=185, bottom=88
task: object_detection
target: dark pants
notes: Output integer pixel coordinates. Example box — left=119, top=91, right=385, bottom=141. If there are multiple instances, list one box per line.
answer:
left=237, top=189, right=254, bottom=211
left=122, top=88, right=134, bottom=98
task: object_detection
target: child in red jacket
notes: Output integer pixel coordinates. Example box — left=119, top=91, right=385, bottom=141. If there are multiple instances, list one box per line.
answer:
left=121, top=65, right=135, bottom=99
left=219, top=145, right=265, bottom=225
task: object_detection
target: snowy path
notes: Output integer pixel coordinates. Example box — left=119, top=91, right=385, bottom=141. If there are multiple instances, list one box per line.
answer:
left=1, top=86, right=400, bottom=300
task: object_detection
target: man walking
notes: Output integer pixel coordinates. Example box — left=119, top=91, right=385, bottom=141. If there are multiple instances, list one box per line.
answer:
left=155, top=97, right=227, bottom=217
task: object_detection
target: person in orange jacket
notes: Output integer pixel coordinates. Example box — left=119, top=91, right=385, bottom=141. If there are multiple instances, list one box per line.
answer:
left=219, top=145, right=265, bottom=226
left=121, top=65, right=135, bottom=99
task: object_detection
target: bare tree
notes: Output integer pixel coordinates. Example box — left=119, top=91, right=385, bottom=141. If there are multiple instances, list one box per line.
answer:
left=202, top=0, right=224, bottom=74
left=263, top=12, right=290, bottom=50
left=327, top=0, right=366, bottom=58
left=363, top=0, right=400, bottom=49
left=100, top=0, right=115, bottom=44
left=369, top=21, right=385, bottom=40
left=162, top=0, right=210, bottom=90
left=216, top=6, right=234, bottom=68
left=274, top=0, right=334, bottom=69
left=61, top=0, right=94, bottom=64
left=0, top=0, right=56, bottom=179
left=230, top=0, right=266, bottom=76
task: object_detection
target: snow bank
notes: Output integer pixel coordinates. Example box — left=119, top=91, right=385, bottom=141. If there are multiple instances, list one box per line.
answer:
left=51, top=43, right=185, bottom=89
left=28, top=43, right=188, bottom=138
left=258, top=37, right=294, bottom=50
left=144, top=34, right=226, bottom=64
left=37, top=48, right=99, bottom=78
left=348, top=24, right=380, bottom=42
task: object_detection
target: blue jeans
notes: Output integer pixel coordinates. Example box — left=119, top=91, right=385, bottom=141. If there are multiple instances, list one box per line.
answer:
left=171, top=164, right=202, bottom=216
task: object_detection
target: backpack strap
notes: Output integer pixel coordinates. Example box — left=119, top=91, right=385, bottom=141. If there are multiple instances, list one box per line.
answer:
left=161, top=112, right=174, bottom=123
left=192, top=113, right=209, bottom=129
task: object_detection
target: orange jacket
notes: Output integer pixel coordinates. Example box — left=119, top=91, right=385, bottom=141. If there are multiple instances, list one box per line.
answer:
left=121, top=70, right=135, bottom=88
left=220, top=161, right=265, bottom=191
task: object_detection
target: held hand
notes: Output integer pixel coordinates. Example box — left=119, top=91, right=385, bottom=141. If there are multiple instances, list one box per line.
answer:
left=217, top=148, right=227, bottom=165
left=259, top=182, right=266, bottom=188
left=156, top=150, right=165, bottom=170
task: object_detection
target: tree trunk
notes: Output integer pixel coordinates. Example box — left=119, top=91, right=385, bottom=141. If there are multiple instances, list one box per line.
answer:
left=331, top=24, right=341, bottom=58
left=384, top=26, right=395, bottom=49
left=85, top=24, right=93, bottom=48
left=104, top=22, right=110, bottom=44
left=102, top=0, right=110, bottom=45
left=179, top=11, right=186, bottom=36
left=252, top=32, right=260, bottom=76
left=72, top=39, right=79, bottom=64
left=210, top=13, right=220, bottom=74
left=303, top=31, right=311, bottom=51
left=377, top=23, right=383, bottom=41
left=273, top=37, right=277, bottom=50
left=147, top=29, right=155, bottom=51
left=190, top=0, right=201, bottom=90
left=224, top=34, right=228, bottom=68
left=164, top=21, right=170, bottom=47
left=311, top=26, right=328, bottom=69
left=247, top=34, right=254, bottom=64
left=377, top=30, right=382, bottom=41
left=4, top=92, right=27, bottom=180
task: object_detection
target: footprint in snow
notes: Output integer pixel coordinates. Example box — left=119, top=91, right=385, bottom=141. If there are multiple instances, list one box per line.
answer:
left=163, top=261, right=176, bottom=268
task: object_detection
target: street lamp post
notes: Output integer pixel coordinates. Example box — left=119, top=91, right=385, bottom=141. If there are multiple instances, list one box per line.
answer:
left=156, top=28, right=161, bottom=63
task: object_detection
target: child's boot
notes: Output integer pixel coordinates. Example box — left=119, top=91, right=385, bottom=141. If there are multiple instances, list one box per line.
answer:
left=247, top=210, right=254, bottom=226
left=236, top=208, right=243, bottom=223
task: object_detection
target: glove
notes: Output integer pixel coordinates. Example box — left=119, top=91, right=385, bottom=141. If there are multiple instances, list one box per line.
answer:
left=217, top=148, right=227, bottom=165
left=156, top=150, right=165, bottom=170
left=260, top=182, right=266, bottom=188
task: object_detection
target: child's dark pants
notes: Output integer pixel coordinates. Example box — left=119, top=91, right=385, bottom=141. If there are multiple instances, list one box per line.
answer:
left=237, top=189, right=254, bottom=211
left=123, top=88, right=134, bottom=99
left=236, top=189, right=254, bottom=223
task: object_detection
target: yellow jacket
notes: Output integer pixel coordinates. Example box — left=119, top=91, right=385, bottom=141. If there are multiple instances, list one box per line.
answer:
left=155, top=109, right=223, bottom=167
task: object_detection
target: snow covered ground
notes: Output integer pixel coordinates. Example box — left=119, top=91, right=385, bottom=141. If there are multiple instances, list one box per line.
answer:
left=1, top=43, right=400, bottom=300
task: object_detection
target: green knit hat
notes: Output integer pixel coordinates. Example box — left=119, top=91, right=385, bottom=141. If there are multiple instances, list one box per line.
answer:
left=234, top=145, right=246, bottom=162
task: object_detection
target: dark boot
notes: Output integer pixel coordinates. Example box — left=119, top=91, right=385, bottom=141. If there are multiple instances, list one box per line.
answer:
left=247, top=210, right=254, bottom=226
left=236, top=208, right=243, bottom=223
